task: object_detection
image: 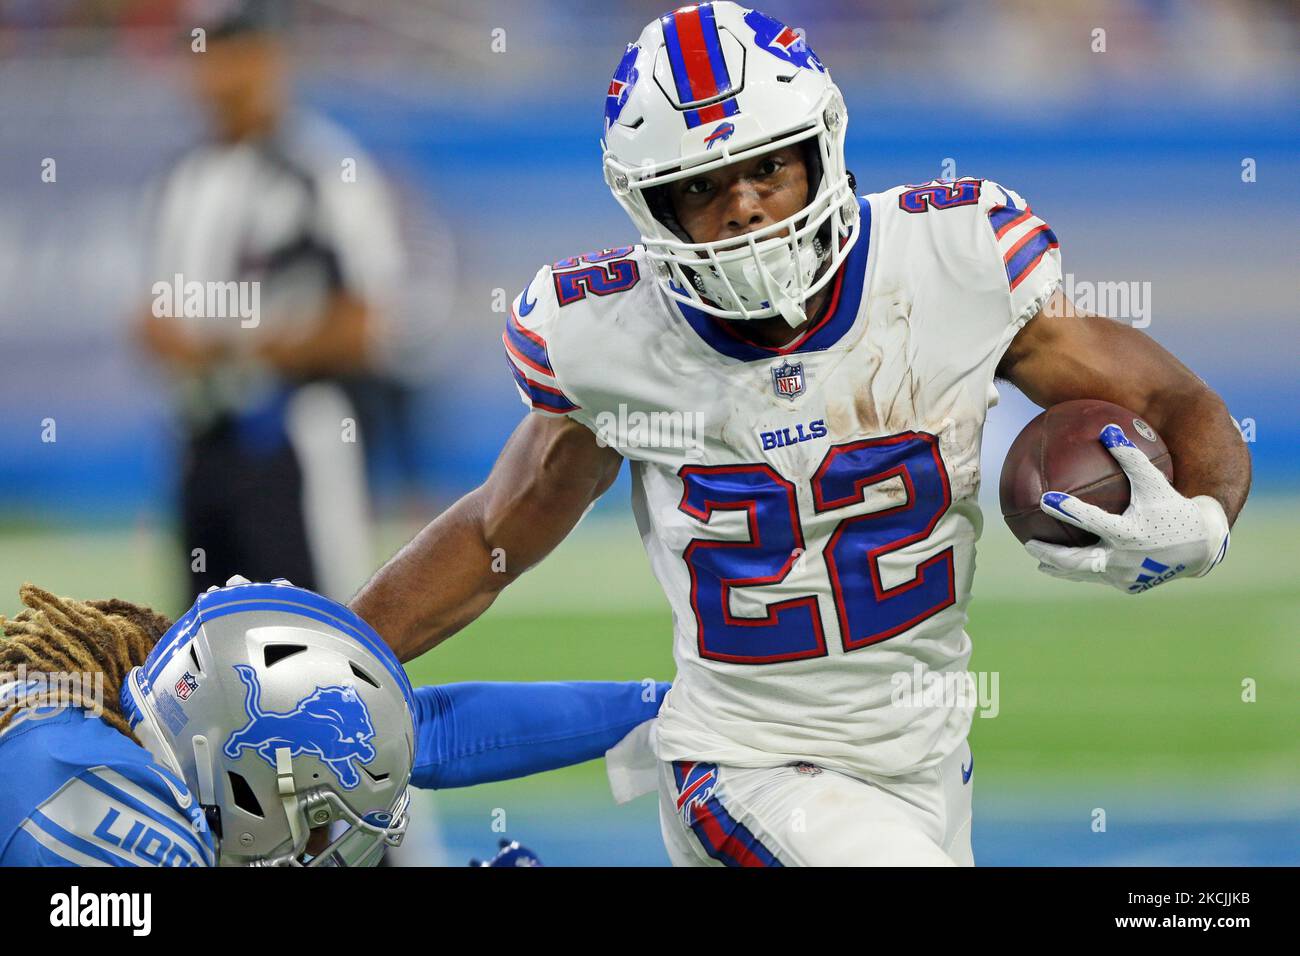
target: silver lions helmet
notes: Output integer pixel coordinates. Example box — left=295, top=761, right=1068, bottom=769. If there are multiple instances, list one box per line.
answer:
left=121, top=578, right=414, bottom=866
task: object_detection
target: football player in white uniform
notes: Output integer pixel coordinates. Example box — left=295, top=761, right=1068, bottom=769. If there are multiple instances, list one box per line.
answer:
left=354, top=2, right=1249, bottom=865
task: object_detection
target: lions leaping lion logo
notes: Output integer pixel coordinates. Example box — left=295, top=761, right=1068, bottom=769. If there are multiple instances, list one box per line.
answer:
left=222, top=664, right=377, bottom=790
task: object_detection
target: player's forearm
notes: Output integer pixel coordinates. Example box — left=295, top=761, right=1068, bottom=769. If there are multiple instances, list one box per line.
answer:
left=409, top=680, right=670, bottom=790
left=351, top=490, right=509, bottom=662
left=1003, top=305, right=1250, bottom=526
left=354, top=415, right=623, bottom=662
left=1139, top=384, right=1251, bottom=526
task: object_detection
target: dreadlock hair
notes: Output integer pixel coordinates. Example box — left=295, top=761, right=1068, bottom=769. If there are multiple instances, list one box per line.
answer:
left=0, top=583, right=173, bottom=743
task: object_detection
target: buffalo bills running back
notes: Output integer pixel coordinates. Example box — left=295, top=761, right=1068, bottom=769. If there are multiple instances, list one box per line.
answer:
left=353, top=2, right=1248, bottom=866
left=0, top=579, right=666, bottom=866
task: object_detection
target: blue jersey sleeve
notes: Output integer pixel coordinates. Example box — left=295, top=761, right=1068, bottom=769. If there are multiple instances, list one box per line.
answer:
left=0, top=701, right=215, bottom=867
left=410, top=680, right=669, bottom=790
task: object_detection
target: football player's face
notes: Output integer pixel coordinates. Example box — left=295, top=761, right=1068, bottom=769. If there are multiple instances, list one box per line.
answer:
left=668, top=145, right=809, bottom=245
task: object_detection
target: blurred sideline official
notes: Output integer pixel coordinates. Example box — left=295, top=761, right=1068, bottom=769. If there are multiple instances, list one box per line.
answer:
left=136, top=6, right=404, bottom=603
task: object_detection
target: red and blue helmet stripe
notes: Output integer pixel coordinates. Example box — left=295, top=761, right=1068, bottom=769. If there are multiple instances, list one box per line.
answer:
left=684, top=97, right=739, bottom=130
left=660, top=3, right=741, bottom=129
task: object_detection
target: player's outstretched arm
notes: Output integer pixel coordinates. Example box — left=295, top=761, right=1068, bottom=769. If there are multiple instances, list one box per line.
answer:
left=352, top=413, right=623, bottom=662
left=410, top=680, right=670, bottom=790
left=997, top=289, right=1250, bottom=589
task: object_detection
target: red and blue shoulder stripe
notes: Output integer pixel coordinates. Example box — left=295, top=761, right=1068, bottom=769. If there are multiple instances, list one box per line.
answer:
left=502, top=287, right=580, bottom=416
left=505, top=358, right=580, bottom=415
left=503, top=303, right=555, bottom=377
left=988, top=201, right=1059, bottom=292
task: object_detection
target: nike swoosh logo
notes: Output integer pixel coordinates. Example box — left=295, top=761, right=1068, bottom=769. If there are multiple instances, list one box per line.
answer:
left=961, top=753, right=974, bottom=785
left=149, top=766, right=193, bottom=810
left=518, top=280, right=537, bottom=316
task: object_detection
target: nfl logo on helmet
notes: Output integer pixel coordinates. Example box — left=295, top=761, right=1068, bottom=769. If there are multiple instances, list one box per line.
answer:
left=174, top=671, right=198, bottom=701
left=771, top=361, right=805, bottom=400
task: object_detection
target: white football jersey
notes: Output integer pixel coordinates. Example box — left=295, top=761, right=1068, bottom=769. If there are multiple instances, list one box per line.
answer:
left=505, top=178, right=1062, bottom=778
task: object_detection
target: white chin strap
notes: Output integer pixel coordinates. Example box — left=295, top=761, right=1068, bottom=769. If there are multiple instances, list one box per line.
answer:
left=693, top=231, right=824, bottom=328
left=276, top=746, right=312, bottom=859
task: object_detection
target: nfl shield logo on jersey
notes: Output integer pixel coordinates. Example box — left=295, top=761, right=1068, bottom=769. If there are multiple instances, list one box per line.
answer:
left=771, top=361, right=805, bottom=400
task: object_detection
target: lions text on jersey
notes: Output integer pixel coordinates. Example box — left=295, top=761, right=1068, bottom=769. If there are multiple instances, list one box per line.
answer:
left=0, top=680, right=216, bottom=867
left=505, top=179, right=1061, bottom=780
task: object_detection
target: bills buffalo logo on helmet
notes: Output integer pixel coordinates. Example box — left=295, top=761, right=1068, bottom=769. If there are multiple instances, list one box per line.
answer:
left=704, top=121, right=736, bottom=149
left=223, top=664, right=377, bottom=790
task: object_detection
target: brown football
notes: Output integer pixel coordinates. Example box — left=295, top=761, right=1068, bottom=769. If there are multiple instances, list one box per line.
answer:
left=999, top=399, right=1174, bottom=547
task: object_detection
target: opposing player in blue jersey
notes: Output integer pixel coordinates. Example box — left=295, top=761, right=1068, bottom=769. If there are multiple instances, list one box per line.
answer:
left=0, top=578, right=666, bottom=866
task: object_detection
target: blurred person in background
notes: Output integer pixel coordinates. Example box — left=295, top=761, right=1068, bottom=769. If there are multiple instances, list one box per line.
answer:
left=136, top=1, right=405, bottom=605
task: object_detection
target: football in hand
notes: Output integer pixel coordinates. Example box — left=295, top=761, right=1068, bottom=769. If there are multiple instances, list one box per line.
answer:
left=999, top=399, right=1174, bottom=547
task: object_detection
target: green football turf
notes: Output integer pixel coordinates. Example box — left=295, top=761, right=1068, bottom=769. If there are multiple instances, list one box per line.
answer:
left=1, top=500, right=1295, bottom=813
left=412, top=593, right=1298, bottom=809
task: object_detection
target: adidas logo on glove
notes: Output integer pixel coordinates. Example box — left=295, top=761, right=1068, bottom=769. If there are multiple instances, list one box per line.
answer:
left=1127, top=557, right=1187, bottom=593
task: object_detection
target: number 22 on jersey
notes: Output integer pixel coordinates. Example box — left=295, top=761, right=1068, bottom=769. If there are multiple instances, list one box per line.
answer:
left=678, top=432, right=955, bottom=664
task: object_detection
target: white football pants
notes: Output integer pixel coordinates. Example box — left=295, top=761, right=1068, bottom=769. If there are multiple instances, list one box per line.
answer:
left=657, top=742, right=974, bottom=867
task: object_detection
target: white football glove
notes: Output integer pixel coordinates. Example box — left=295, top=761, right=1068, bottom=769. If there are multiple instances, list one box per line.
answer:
left=1023, top=423, right=1230, bottom=594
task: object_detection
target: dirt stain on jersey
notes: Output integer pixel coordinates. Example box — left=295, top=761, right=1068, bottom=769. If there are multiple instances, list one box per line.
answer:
left=826, top=344, right=883, bottom=439
left=938, top=416, right=982, bottom=501
left=801, top=290, right=983, bottom=502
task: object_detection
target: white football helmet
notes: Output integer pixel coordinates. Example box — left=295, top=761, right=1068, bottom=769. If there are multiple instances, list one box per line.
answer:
left=121, top=579, right=414, bottom=867
left=602, top=1, right=860, bottom=328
